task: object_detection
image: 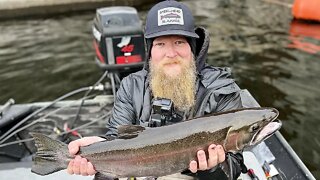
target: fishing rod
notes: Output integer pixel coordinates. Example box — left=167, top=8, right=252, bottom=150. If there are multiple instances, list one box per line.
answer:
left=0, top=68, right=110, bottom=144
left=0, top=112, right=111, bottom=148
left=0, top=94, right=97, bottom=145
left=0, top=98, right=15, bottom=118
left=60, top=70, right=110, bottom=142
left=0, top=85, right=105, bottom=144
left=69, top=70, right=109, bottom=130
left=60, top=112, right=110, bottom=136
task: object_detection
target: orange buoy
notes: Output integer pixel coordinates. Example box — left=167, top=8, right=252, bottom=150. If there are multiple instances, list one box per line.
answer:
left=292, top=0, right=320, bottom=22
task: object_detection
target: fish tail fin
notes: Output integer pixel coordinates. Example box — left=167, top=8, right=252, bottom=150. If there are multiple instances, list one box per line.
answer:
left=30, top=132, right=69, bottom=175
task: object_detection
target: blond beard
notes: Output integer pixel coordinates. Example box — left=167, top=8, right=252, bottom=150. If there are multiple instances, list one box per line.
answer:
left=149, top=56, right=197, bottom=111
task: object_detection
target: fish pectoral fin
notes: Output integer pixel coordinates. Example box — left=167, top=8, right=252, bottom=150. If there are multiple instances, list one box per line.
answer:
left=223, top=126, right=234, bottom=150
left=117, top=125, right=145, bottom=139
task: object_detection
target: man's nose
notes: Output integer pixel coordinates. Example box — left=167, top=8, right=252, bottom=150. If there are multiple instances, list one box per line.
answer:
left=165, top=45, right=178, bottom=58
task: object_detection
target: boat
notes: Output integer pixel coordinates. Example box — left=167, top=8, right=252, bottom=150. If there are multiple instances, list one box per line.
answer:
left=0, top=6, right=315, bottom=180
left=0, top=90, right=315, bottom=180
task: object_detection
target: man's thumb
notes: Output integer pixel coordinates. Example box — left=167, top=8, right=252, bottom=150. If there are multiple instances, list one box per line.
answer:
left=68, top=136, right=103, bottom=155
left=68, top=140, right=81, bottom=155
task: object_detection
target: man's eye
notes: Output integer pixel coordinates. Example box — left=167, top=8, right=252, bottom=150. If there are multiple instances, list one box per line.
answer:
left=154, top=42, right=164, bottom=47
left=175, top=40, right=186, bottom=45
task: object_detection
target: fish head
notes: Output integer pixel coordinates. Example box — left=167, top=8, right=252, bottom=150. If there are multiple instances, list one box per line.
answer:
left=224, top=108, right=281, bottom=152
left=249, top=119, right=282, bottom=145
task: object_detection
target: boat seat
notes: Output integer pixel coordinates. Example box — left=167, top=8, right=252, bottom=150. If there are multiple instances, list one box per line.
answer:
left=0, top=105, right=33, bottom=129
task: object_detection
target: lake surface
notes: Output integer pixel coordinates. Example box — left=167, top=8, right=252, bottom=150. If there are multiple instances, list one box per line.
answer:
left=0, top=0, right=319, bottom=178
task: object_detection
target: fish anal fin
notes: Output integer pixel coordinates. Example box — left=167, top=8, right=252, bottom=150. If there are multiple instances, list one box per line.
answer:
left=94, top=172, right=118, bottom=180
left=117, top=125, right=145, bottom=139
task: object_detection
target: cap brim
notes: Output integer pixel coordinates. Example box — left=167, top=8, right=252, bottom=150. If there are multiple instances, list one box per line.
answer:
left=145, top=29, right=199, bottom=39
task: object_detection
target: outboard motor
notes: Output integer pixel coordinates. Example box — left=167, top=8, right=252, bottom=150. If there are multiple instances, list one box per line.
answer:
left=92, top=6, right=146, bottom=94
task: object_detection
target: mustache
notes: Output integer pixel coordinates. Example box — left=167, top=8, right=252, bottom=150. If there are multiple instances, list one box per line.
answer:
left=159, top=58, right=183, bottom=66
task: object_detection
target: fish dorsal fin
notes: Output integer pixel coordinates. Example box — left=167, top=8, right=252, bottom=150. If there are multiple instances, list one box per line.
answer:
left=117, top=125, right=145, bottom=139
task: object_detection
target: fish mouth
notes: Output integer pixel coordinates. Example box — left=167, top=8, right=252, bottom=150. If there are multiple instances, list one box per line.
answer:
left=250, top=119, right=282, bottom=146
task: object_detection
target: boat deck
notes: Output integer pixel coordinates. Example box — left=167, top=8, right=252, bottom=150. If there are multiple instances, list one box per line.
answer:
left=0, top=90, right=315, bottom=179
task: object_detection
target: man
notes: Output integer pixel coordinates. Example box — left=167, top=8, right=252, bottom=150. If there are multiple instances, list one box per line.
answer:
left=67, top=0, right=244, bottom=179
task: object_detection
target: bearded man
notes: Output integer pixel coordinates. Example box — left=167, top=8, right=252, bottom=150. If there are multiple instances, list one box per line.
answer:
left=67, top=1, right=244, bottom=179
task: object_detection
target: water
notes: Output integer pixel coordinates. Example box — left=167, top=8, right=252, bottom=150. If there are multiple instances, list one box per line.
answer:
left=0, top=13, right=102, bottom=103
left=0, top=0, right=319, bottom=178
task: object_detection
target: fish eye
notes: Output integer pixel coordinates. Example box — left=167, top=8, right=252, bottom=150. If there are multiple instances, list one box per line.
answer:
left=250, top=123, right=260, bottom=133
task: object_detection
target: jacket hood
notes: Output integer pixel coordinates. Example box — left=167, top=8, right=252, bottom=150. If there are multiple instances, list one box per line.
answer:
left=194, top=27, right=209, bottom=73
left=143, top=26, right=210, bottom=73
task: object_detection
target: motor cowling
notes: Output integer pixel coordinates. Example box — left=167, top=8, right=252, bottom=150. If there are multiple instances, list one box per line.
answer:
left=92, top=6, right=145, bottom=72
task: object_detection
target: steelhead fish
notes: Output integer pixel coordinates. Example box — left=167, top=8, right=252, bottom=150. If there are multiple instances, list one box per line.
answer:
left=31, top=107, right=281, bottom=179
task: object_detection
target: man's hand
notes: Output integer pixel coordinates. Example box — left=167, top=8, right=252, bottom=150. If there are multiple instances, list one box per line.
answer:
left=67, top=136, right=105, bottom=176
left=189, top=144, right=225, bottom=173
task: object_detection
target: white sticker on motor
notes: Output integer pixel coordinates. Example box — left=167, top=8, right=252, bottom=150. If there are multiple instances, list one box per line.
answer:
left=158, top=7, right=184, bottom=26
left=92, top=26, right=101, bottom=41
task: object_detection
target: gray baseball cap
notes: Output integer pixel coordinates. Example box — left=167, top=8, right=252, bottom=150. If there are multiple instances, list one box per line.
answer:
left=144, top=0, right=199, bottom=39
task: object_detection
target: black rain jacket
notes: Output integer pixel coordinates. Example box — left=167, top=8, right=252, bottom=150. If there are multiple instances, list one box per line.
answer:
left=104, top=27, right=244, bottom=180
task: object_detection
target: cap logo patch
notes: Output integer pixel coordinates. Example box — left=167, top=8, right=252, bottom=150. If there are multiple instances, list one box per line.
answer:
left=158, top=7, right=184, bottom=26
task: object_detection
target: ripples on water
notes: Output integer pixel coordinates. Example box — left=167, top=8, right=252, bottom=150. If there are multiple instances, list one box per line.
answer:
left=0, top=13, right=101, bottom=103
left=0, top=0, right=319, bottom=177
